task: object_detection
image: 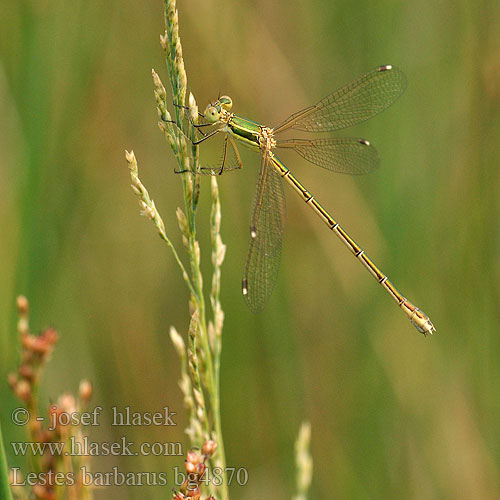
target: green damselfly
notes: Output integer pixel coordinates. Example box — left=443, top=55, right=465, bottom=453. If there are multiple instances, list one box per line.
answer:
left=189, top=65, right=435, bottom=335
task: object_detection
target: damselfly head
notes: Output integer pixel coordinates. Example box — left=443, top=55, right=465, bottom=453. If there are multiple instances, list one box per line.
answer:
left=203, top=96, right=233, bottom=123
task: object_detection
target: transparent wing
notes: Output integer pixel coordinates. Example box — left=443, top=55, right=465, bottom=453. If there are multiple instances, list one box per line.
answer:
left=242, top=151, right=286, bottom=313
left=274, top=65, right=407, bottom=134
left=276, top=137, right=379, bottom=175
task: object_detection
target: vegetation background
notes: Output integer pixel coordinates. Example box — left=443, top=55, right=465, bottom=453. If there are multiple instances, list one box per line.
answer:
left=1, top=0, right=500, bottom=498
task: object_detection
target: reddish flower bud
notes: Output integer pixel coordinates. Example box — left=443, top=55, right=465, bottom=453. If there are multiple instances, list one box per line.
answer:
left=42, top=327, right=58, bottom=345
left=201, top=440, right=217, bottom=456
left=185, top=459, right=198, bottom=474
left=18, top=364, right=34, bottom=380
left=186, top=450, right=200, bottom=465
left=7, top=373, right=17, bottom=390
left=16, top=295, right=29, bottom=315
left=185, top=489, right=200, bottom=499
left=58, top=393, right=76, bottom=413
left=79, top=380, right=93, bottom=402
left=15, top=380, right=31, bottom=402
left=21, top=334, right=37, bottom=350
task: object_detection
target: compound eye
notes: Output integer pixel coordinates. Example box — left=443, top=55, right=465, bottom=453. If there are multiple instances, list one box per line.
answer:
left=219, top=96, right=233, bottom=111
left=204, top=105, right=220, bottom=123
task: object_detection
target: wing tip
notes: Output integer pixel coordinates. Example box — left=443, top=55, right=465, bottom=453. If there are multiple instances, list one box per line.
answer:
left=376, top=64, right=408, bottom=95
left=242, top=278, right=268, bottom=313
left=378, top=64, right=393, bottom=72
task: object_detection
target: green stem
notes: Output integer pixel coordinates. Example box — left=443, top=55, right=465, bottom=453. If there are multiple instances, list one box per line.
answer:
left=160, top=1, right=228, bottom=497
left=156, top=220, right=196, bottom=298
left=0, top=422, right=13, bottom=500
left=195, top=287, right=227, bottom=499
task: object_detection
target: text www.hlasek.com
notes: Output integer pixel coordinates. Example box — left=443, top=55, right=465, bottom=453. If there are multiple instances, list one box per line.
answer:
left=11, top=436, right=184, bottom=457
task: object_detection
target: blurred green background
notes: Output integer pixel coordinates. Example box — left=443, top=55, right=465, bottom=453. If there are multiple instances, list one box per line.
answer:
left=1, top=0, right=500, bottom=498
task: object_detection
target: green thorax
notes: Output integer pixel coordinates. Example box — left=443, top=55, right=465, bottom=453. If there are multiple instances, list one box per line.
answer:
left=226, top=115, right=263, bottom=150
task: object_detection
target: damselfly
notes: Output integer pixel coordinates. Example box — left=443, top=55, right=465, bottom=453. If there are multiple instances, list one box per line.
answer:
left=188, top=65, right=435, bottom=335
